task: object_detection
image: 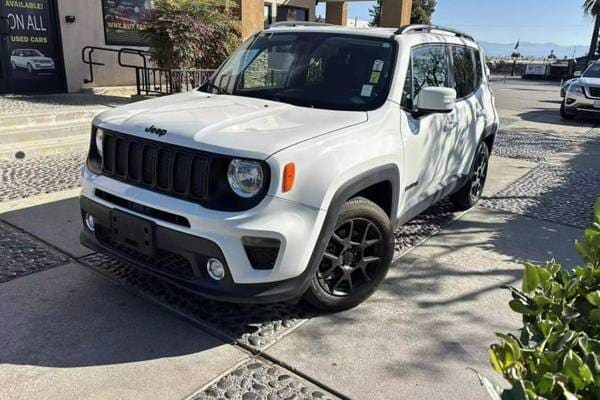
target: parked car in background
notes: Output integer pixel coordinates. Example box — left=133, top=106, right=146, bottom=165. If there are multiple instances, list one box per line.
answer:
left=10, top=49, right=55, bottom=74
left=562, top=61, right=600, bottom=119
left=80, top=23, right=498, bottom=311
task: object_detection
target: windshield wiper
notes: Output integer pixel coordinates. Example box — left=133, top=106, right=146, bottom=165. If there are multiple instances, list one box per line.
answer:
left=202, top=81, right=231, bottom=95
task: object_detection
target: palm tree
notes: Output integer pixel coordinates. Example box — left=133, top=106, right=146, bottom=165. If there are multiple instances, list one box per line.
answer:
left=585, top=0, right=600, bottom=62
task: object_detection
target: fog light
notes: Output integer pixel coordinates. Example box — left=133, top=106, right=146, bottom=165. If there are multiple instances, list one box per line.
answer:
left=84, top=213, right=95, bottom=232
left=207, top=258, right=225, bottom=280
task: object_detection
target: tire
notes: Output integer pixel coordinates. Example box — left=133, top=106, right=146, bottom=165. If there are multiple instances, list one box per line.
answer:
left=303, top=197, right=394, bottom=312
left=560, top=101, right=576, bottom=120
left=11, top=62, right=16, bottom=70
left=27, top=63, right=33, bottom=74
left=450, top=141, right=490, bottom=210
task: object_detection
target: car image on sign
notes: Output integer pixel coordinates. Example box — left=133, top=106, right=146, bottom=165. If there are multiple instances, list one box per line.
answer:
left=10, top=49, right=56, bottom=74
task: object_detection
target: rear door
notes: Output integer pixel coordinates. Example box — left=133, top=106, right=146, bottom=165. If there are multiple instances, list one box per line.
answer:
left=449, top=45, right=486, bottom=176
left=400, top=43, right=458, bottom=211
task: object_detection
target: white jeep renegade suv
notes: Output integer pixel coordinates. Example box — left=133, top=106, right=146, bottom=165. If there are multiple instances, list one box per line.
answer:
left=80, top=23, right=498, bottom=311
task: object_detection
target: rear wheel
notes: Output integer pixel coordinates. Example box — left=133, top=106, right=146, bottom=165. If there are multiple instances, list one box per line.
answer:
left=560, top=100, right=576, bottom=120
left=303, top=197, right=394, bottom=312
left=450, top=141, right=490, bottom=210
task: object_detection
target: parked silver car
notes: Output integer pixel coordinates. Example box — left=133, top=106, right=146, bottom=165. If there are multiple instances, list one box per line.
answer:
left=561, top=61, right=600, bottom=120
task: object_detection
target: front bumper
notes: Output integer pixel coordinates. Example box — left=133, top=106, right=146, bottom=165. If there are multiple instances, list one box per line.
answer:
left=564, top=89, right=600, bottom=113
left=80, top=167, right=326, bottom=303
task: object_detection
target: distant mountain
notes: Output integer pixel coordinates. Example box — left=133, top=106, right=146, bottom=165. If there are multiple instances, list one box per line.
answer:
left=479, top=41, right=587, bottom=59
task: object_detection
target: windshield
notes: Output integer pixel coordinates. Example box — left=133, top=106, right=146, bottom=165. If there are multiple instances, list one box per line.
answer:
left=583, top=63, right=600, bottom=78
left=201, top=32, right=396, bottom=111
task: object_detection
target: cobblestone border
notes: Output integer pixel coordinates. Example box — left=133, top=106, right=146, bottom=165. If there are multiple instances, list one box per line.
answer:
left=193, top=359, right=339, bottom=400
left=481, top=164, right=600, bottom=229
left=0, top=220, right=71, bottom=283
left=0, top=152, right=85, bottom=202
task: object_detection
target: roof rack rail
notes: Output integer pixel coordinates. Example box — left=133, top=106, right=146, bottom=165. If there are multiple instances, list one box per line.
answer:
left=395, top=24, right=475, bottom=42
left=266, top=21, right=333, bottom=29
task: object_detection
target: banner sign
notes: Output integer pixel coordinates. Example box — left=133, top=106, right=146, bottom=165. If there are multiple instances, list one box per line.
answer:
left=525, top=64, right=547, bottom=76
left=4, top=0, right=63, bottom=92
left=102, top=0, right=152, bottom=46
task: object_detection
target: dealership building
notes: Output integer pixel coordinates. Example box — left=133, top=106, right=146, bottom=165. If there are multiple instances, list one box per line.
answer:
left=0, top=0, right=410, bottom=94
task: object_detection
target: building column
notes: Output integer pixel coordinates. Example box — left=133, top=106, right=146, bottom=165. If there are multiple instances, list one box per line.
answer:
left=325, top=2, right=348, bottom=26
left=380, top=0, right=412, bottom=28
left=237, top=0, right=264, bottom=40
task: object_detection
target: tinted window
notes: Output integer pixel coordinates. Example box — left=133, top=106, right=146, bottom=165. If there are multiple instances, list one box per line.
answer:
left=473, top=49, right=483, bottom=87
left=451, top=46, right=476, bottom=98
left=402, top=45, right=450, bottom=109
left=584, top=63, right=600, bottom=78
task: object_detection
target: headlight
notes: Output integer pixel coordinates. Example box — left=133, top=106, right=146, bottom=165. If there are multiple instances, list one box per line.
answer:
left=227, top=159, right=264, bottom=198
left=95, top=128, right=104, bottom=157
left=568, top=84, right=585, bottom=96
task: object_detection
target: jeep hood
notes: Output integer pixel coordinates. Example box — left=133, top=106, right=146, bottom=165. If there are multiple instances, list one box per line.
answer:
left=94, top=91, right=367, bottom=160
left=579, top=77, right=600, bottom=86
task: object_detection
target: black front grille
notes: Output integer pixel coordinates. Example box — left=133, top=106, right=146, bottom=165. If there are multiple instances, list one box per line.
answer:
left=102, top=131, right=210, bottom=202
left=96, top=226, right=195, bottom=279
left=589, top=87, right=600, bottom=98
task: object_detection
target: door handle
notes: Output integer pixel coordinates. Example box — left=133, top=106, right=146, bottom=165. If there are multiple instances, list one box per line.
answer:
left=445, top=117, right=457, bottom=131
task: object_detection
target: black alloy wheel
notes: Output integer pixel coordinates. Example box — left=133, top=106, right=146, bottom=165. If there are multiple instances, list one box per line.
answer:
left=450, top=142, right=490, bottom=210
left=469, top=144, right=488, bottom=203
left=317, top=218, right=384, bottom=296
left=303, top=197, right=394, bottom=312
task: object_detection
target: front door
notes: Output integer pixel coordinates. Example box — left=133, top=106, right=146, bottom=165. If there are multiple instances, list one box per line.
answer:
left=0, top=0, right=65, bottom=94
left=400, top=43, right=457, bottom=212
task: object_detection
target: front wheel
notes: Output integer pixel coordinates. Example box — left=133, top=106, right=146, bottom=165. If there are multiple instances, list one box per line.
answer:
left=303, top=197, right=394, bottom=312
left=26, top=63, right=34, bottom=74
left=560, top=101, right=576, bottom=120
left=450, top=141, right=490, bottom=210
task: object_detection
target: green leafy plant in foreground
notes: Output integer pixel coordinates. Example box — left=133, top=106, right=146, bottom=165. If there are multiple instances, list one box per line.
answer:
left=479, top=199, right=600, bottom=399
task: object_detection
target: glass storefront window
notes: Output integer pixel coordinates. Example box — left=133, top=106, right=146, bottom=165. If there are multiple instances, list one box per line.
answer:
left=276, top=5, right=308, bottom=22
left=102, top=0, right=152, bottom=46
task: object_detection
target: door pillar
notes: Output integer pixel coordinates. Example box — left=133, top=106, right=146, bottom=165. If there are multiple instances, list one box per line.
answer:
left=237, top=0, right=264, bottom=40
left=325, top=2, right=348, bottom=26
left=380, top=0, right=412, bottom=28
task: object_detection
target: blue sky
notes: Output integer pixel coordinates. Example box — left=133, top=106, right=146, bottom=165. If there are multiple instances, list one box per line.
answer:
left=316, top=0, right=593, bottom=46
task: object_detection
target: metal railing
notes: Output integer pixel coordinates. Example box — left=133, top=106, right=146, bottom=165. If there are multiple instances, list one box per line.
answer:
left=137, top=68, right=215, bottom=95
left=81, top=46, right=215, bottom=96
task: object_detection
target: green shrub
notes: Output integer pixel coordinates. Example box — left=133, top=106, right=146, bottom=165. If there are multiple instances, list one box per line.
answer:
left=144, top=0, right=240, bottom=70
left=479, top=200, right=600, bottom=399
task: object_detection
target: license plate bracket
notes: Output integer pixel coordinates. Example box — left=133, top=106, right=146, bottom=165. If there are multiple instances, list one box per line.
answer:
left=110, top=209, right=155, bottom=257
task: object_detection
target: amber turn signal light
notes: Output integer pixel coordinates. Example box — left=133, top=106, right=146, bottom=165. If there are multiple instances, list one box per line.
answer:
left=283, top=163, right=295, bottom=193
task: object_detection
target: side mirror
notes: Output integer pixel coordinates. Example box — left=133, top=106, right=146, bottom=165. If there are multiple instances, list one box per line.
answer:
left=416, top=87, right=457, bottom=114
left=485, top=65, right=491, bottom=78
left=574, top=71, right=582, bottom=77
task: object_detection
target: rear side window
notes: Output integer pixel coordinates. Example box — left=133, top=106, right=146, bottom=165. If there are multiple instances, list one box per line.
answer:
left=451, top=46, right=476, bottom=99
left=402, top=45, right=450, bottom=109
left=473, top=49, right=483, bottom=87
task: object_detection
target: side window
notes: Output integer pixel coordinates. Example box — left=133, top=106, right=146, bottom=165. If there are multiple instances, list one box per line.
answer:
left=451, top=45, right=476, bottom=99
left=402, top=45, right=450, bottom=109
left=472, top=49, right=483, bottom=88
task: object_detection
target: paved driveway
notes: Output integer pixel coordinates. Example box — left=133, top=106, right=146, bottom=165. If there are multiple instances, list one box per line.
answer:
left=0, top=80, right=597, bottom=399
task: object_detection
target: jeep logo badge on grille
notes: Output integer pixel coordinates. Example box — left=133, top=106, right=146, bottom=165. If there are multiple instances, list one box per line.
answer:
left=145, top=125, right=168, bottom=137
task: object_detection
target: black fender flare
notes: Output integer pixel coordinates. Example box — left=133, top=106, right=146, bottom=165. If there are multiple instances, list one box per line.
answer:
left=294, top=164, right=400, bottom=297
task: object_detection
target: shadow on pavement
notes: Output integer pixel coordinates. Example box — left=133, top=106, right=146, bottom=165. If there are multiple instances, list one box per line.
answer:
left=0, top=263, right=225, bottom=368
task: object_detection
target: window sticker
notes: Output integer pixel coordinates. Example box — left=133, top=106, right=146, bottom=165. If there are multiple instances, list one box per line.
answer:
left=361, top=84, right=373, bottom=97
left=373, top=59, right=384, bottom=72
left=370, top=71, right=381, bottom=84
